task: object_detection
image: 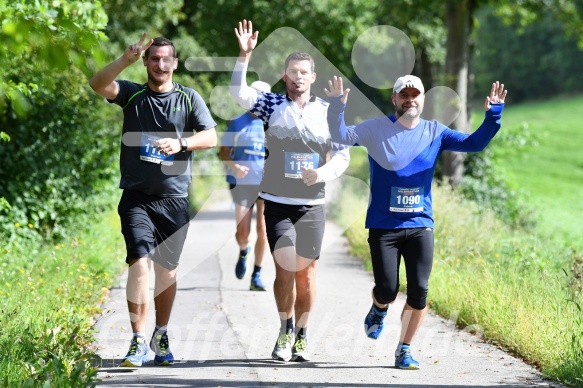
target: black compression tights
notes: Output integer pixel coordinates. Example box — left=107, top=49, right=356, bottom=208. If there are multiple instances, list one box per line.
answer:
left=367, top=227, right=434, bottom=310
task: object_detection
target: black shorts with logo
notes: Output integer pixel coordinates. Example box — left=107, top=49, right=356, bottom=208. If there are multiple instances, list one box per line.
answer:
left=263, top=199, right=326, bottom=259
left=117, top=190, right=190, bottom=269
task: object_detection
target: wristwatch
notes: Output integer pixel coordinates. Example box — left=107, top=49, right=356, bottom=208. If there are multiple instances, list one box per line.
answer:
left=179, top=137, right=188, bottom=152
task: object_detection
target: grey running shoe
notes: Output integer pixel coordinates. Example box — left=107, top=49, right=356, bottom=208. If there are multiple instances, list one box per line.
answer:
left=120, top=336, right=150, bottom=367
left=271, top=331, right=294, bottom=361
left=291, top=336, right=311, bottom=362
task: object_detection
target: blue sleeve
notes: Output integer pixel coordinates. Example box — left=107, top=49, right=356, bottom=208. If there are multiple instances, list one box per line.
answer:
left=441, top=103, right=504, bottom=152
left=327, top=96, right=362, bottom=146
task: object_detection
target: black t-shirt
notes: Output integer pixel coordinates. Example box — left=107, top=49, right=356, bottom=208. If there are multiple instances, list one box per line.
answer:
left=109, top=81, right=216, bottom=197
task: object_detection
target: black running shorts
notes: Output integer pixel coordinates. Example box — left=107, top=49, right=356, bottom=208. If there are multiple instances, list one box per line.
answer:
left=117, top=190, right=190, bottom=269
left=263, top=200, right=326, bottom=259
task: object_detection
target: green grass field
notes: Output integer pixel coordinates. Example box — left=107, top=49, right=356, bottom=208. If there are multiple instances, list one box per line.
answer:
left=492, top=94, right=583, bottom=250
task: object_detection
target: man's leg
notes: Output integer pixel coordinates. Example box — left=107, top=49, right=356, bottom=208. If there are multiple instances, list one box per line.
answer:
left=250, top=199, right=269, bottom=290
left=149, top=262, right=178, bottom=366
left=271, top=245, right=298, bottom=360
left=153, top=262, right=178, bottom=327
left=253, top=199, right=268, bottom=268
left=121, top=256, right=152, bottom=367
left=290, top=204, right=325, bottom=362
left=234, top=203, right=253, bottom=251
left=365, top=229, right=403, bottom=340
left=234, top=203, right=253, bottom=279
left=293, top=257, right=317, bottom=329
left=126, top=257, right=151, bottom=333
left=272, top=246, right=297, bottom=322
left=399, top=304, right=427, bottom=344
left=394, top=227, right=434, bottom=369
left=291, top=256, right=317, bottom=361
left=147, top=195, right=189, bottom=366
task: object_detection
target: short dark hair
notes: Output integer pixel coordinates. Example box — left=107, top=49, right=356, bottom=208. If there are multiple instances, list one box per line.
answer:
left=284, top=52, right=315, bottom=73
left=144, top=37, right=176, bottom=58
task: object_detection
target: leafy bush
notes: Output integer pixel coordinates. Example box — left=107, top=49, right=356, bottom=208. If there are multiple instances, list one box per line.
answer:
left=460, top=120, right=540, bottom=229
left=0, top=64, right=119, bottom=243
left=0, top=1, right=117, bottom=244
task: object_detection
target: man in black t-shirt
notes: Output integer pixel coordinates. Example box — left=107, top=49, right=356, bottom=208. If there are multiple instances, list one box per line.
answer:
left=89, top=33, right=217, bottom=367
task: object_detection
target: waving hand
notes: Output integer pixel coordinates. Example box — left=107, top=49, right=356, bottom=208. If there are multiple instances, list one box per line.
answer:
left=485, top=81, right=507, bottom=111
left=324, top=76, right=351, bottom=104
left=235, top=20, right=258, bottom=54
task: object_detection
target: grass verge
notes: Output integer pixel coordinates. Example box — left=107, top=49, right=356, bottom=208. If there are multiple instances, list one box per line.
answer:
left=0, top=207, right=125, bottom=386
left=343, top=183, right=583, bottom=387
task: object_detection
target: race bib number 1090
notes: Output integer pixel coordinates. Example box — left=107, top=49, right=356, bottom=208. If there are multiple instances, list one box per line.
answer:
left=389, top=187, right=423, bottom=213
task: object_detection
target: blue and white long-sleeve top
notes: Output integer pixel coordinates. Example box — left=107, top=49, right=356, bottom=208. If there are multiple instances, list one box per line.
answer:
left=327, top=96, right=504, bottom=229
left=231, top=61, right=350, bottom=205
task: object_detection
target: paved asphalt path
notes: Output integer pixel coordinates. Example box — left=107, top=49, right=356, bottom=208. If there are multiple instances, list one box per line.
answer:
left=93, top=186, right=564, bottom=387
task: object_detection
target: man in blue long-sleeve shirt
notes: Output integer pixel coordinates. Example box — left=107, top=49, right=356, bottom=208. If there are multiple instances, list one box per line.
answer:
left=325, top=75, right=507, bottom=369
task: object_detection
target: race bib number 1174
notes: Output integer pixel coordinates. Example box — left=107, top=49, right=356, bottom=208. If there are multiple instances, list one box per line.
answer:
left=140, top=134, right=175, bottom=166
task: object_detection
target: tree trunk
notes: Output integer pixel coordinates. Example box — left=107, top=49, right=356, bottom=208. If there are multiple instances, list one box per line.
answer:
left=442, top=0, right=471, bottom=186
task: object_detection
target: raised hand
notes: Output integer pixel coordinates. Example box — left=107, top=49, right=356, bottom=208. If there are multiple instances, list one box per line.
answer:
left=324, top=76, right=350, bottom=104
left=234, top=20, right=258, bottom=54
left=123, top=32, right=154, bottom=64
left=485, top=81, right=507, bottom=110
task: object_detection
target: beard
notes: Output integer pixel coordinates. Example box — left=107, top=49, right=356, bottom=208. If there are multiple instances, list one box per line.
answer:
left=397, top=105, right=421, bottom=119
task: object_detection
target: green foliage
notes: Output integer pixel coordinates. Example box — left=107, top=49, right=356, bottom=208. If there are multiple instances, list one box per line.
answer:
left=0, top=65, right=119, bottom=243
left=460, top=117, right=540, bottom=228
left=429, top=185, right=583, bottom=387
left=474, top=5, right=583, bottom=102
left=495, top=0, right=583, bottom=49
left=0, top=207, right=125, bottom=385
left=489, top=95, right=583, bottom=252
left=0, top=0, right=108, bottom=111
left=100, top=0, right=185, bottom=45
left=0, top=1, right=120, bottom=244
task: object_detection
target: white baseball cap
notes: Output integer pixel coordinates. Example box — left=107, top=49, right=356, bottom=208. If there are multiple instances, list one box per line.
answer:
left=250, top=80, right=271, bottom=93
left=393, top=75, right=424, bottom=94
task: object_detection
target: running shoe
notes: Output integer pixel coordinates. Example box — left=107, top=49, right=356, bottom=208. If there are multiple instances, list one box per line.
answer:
left=291, top=336, right=311, bottom=362
left=120, top=336, right=150, bottom=367
left=150, top=329, right=174, bottom=366
left=364, top=304, right=386, bottom=339
left=249, top=272, right=267, bottom=291
left=271, top=331, right=294, bottom=361
left=235, top=245, right=250, bottom=279
left=395, top=345, right=420, bottom=369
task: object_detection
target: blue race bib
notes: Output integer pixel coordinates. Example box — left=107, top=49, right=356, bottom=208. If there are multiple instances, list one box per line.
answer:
left=284, top=152, right=319, bottom=179
left=140, top=134, right=175, bottom=166
left=390, top=187, right=423, bottom=213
